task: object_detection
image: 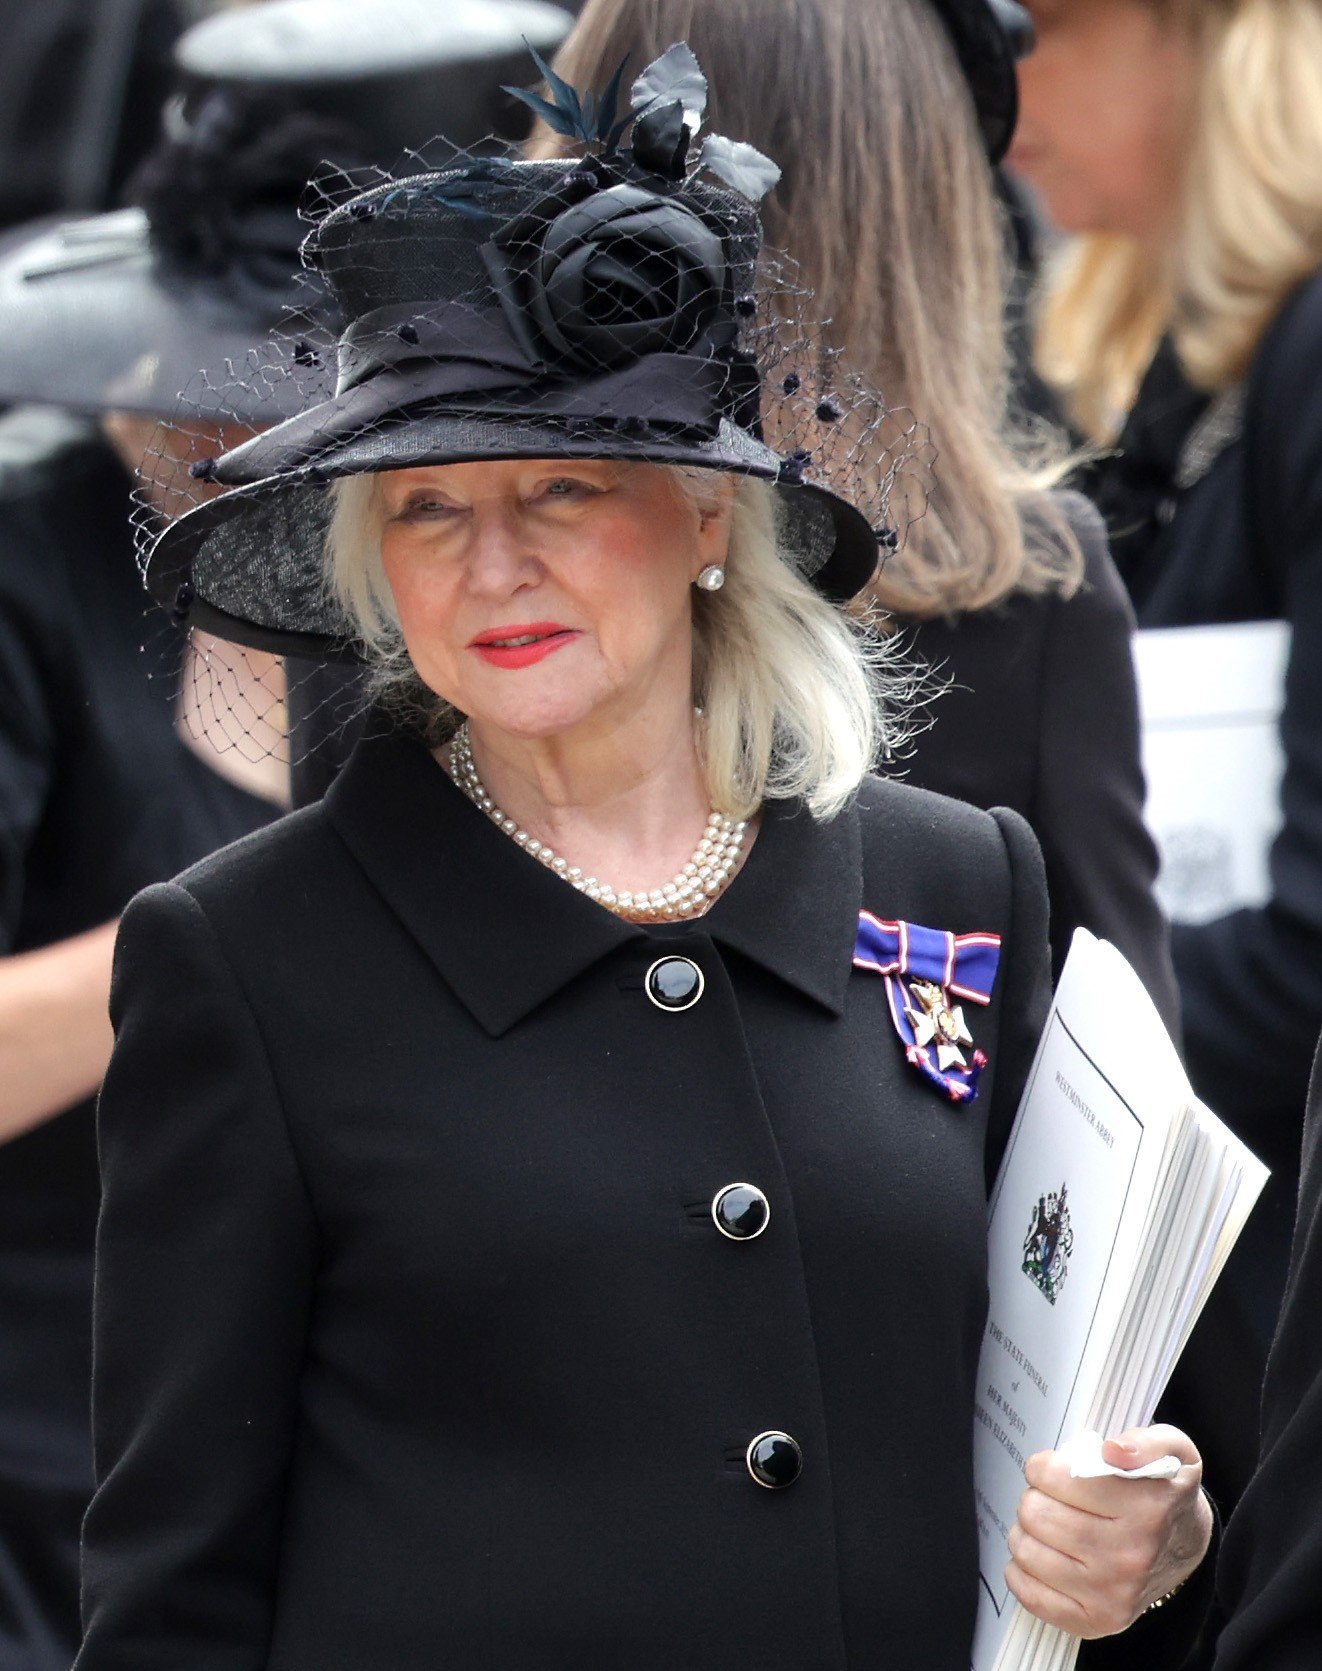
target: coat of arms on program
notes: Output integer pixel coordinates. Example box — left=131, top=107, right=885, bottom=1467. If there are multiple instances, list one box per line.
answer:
left=1021, top=1184, right=1074, bottom=1306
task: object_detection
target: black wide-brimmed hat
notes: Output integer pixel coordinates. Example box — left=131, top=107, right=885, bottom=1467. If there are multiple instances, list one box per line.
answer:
left=933, top=0, right=1034, bottom=163
left=0, top=0, right=571, bottom=417
left=143, top=44, right=931, bottom=658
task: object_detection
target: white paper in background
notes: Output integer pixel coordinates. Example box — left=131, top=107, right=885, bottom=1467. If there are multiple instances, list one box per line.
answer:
left=1132, top=621, right=1289, bottom=925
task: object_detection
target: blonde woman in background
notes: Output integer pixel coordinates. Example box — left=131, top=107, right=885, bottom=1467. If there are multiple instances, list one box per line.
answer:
left=1017, top=0, right=1322, bottom=1551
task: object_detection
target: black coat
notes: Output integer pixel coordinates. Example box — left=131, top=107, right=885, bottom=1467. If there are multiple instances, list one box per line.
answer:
left=1212, top=1036, right=1322, bottom=1670
left=77, top=724, right=1062, bottom=1669
left=899, top=491, right=1179, bottom=1033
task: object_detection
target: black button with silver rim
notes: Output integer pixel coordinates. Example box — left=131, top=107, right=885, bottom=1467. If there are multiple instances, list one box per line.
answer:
left=645, top=955, right=705, bottom=1012
left=746, top=1431, right=802, bottom=1490
left=711, top=1182, right=770, bottom=1241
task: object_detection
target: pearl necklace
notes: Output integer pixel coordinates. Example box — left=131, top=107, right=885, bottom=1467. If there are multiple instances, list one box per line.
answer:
left=447, top=723, right=747, bottom=921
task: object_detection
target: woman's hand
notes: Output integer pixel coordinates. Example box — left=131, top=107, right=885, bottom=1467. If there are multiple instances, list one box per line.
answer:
left=1005, top=1426, right=1213, bottom=1638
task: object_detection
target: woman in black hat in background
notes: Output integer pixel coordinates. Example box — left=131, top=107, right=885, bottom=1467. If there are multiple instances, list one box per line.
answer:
left=75, top=49, right=1209, bottom=1669
left=0, top=4, right=568, bottom=1665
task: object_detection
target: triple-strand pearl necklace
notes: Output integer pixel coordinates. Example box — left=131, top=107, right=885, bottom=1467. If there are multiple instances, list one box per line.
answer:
left=447, top=723, right=748, bottom=921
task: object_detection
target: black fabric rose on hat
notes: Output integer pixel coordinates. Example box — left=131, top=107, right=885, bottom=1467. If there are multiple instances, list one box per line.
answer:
left=490, top=182, right=731, bottom=373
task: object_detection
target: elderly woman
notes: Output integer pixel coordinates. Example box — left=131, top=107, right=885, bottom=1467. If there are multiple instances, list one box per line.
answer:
left=74, top=50, right=1210, bottom=1669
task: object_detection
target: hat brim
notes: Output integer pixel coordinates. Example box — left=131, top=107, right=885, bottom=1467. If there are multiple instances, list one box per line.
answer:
left=146, top=421, right=880, bottom=660
left=0, top=211, right=324, bottom=418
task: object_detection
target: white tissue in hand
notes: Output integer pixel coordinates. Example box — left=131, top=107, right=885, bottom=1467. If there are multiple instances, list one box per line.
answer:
left=1061, top=1430, right=1182, bottom=1480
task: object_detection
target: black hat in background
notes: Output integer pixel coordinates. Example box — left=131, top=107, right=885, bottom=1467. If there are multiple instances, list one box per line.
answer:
left=0, top=0, right=572, bottom=417
left=931, top=0, right=1034, bottom=163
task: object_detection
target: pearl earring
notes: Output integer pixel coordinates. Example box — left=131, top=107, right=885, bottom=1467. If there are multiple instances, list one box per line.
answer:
left=696, top=564, right=725, bottom=592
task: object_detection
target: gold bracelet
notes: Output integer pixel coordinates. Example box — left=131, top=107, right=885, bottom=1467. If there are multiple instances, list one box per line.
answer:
left=1146, top=1577, right=1188, bottom=1612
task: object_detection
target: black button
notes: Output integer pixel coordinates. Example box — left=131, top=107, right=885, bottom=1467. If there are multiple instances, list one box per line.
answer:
left=645, top=956, right=704, bottom=1012
left=712, top=1182, right=770, bottom=1241
left=746, top=1431, right=802, bottom=1490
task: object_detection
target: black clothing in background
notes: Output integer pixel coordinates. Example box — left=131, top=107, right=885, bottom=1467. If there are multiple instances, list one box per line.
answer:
left=0, top=408, right=273, bottom=1671
left=1082, top=336, right=1214, bottom=611
left=1089, top=273, right=1322, bottom=1339
left=899, top=490, right=1179, bottom=1034
left=78, top=726, right=1061, bottom=1670
left=1074, top=273, right=1322, bottom=1644
left=1213, top=1036, right=1322, bottom=1671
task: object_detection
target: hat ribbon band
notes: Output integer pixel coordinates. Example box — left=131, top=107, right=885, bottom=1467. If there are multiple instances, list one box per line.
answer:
left=335, top=300, right=757, bottom=432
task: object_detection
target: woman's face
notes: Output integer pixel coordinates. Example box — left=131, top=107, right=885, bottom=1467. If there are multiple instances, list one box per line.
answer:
left=377, top=457, right=732, bottom=745
left=1012, top=0, right=1199, bottom=241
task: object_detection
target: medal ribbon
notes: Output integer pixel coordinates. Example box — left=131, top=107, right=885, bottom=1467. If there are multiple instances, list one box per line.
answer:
left=852, top=913, right=1002, bottom=1103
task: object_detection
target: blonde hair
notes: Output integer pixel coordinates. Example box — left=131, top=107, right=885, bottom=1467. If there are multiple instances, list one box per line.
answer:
left=1038, top=0, right=1322, bottom=441
left=535, top=0, right=1081, bottom=619
left=326, top=465, right=897, bottom=820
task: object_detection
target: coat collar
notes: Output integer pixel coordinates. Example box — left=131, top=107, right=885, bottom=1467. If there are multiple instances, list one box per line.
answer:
left=324, top=725, right=862, bottom=1036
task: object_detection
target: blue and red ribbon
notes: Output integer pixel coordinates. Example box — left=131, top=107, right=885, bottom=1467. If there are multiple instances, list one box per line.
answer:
left=853, top=913, right=1002, bottom=1103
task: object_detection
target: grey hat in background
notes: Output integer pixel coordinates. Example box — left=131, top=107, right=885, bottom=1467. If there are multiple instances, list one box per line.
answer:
left=0, top=0, right=572, bottom=418
left=175, top=0, right=573, bottom=149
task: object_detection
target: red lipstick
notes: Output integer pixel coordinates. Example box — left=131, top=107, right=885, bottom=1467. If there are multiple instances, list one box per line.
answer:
left=468, top=621, right=581, bottom=669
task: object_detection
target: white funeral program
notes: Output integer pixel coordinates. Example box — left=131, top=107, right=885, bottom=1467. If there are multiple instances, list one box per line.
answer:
left=1132, top=620, right=1289, bottom=925
left=971, top=931, right=1268, bottom=1671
